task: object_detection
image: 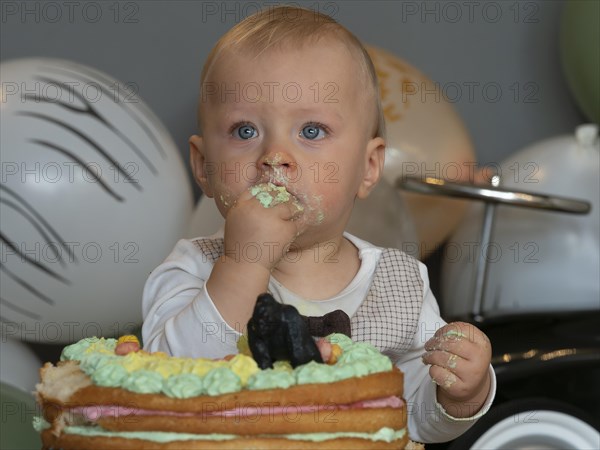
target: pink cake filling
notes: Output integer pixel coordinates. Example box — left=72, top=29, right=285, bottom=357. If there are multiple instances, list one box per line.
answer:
left=72, top=396, right=404, bottom=421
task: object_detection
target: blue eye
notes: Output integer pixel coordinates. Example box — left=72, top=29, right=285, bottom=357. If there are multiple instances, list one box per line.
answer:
left=234, top=124, right=258, bottom=140
left=301, top=124, right=326, bottom=140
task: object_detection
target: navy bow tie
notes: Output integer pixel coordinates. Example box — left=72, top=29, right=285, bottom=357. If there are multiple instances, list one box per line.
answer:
left=300, top=310, right=352, bottom=338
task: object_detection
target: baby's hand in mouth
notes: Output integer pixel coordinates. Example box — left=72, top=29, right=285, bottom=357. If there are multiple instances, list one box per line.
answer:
left=249, top=182, right=304, bottom=217
left=223, top=182, right=306, bottom=271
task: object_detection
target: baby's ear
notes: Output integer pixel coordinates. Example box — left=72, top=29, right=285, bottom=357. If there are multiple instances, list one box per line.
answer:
left=357, top=136, right=385, bottom=199
left=189, top=135, right=213, bottom=197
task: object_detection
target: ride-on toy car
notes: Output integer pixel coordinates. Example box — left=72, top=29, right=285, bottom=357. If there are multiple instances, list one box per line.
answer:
left=399, top=176, right=600, bottom=449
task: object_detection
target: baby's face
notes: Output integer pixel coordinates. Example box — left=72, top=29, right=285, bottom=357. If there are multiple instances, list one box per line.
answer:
left=195, top=40, right=383, bottom=241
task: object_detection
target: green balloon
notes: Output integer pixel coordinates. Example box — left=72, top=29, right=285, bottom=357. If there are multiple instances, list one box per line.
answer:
left=0, top=382, right=41, bottom=450
left=560, top=0, right=600, bottom=124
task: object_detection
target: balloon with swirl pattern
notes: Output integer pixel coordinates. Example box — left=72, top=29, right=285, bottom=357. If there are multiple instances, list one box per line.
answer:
left=0, top=58, right=193, bottom=343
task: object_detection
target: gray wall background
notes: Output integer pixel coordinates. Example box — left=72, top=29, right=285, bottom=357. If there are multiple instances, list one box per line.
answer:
left=1, top=0, right=586, bottom=200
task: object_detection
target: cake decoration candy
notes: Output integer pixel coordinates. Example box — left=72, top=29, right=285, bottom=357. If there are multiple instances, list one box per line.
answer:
left=115, top=335, right=141, bottom=355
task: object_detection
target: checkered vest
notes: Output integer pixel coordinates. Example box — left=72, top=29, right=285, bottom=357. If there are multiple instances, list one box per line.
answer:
left=192, top=237, right=424, bottom=359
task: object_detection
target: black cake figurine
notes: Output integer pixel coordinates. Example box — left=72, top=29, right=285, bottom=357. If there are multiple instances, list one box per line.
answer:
left=247, top=293, right=323, bottom=369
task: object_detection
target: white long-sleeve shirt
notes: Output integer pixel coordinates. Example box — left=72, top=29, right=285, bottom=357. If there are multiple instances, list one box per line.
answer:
left=142, top=231, right=495, bottom=443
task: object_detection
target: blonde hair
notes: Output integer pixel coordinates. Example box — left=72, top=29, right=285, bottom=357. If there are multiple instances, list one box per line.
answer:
left=198, top=5, right=385, bottom=139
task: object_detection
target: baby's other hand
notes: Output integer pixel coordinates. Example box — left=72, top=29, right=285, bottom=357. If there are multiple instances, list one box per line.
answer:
left=422, top=322, right=492, bottom=410
left=223, top=187, right=304, bottom=271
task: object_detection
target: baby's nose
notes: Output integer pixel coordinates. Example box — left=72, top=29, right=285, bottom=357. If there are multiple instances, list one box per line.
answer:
left=262, top=152, right=290, bottom=168
left=259, top=152, right=297, bottom=183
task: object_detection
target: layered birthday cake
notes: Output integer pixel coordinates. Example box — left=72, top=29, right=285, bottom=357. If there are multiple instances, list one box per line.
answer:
left=35, top=334, right=410, bottom=449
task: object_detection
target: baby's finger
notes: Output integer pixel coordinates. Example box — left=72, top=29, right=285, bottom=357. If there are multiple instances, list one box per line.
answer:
left=431, top=322, right=474, bottom=342
left=236, top=188, right=257, bottom=204
left=426, top=335, right=492, bottom=365
left=270, top=198, right=304, bottom=221
left=424, top=335, right=472, bottom=358
left=429, top=364, right=462, bottom=391
left=422, top=350, right=463, bottom=372
left=426, top=323, right=489, bottom=351
left=430, top=362, right=491, bottom=404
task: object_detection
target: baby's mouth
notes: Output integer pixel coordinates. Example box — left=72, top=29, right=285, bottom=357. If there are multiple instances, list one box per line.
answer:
left=249, top=182, right=302, bottom=210
left=258, top=170, right=296, bottom=195
left=248, top=182, right=324, bottom=225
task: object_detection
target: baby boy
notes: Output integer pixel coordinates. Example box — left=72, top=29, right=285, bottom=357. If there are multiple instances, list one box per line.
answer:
left=142, top=5, right=494, bottom=443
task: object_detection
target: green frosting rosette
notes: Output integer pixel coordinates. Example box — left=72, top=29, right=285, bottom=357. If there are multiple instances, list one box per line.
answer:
left=162, top=373, right=205, bottom=398
left=121, top=370, right=163, bottom=394
left=91, top=363, right=129, bottom=387
left=203, top=367, right=242, bottom=395
left=247, top=368, right=296, bottom=390
left=295, top=361, right=336, bottom=385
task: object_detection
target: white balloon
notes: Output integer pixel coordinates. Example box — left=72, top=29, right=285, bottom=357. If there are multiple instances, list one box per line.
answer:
left=0, top=337, right=41, bottom=392
left=442, top=125, right=599, bottom=318
left=0, top=58, right=193, bottom=342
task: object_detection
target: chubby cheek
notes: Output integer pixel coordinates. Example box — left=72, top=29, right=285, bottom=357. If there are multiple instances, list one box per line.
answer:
left=295, top=191, right=326, bottom=226
left=210, top=183, right=244, bottom=218
left=204, top=159, right=261, bottom=209
left=204, top=174, right=241, bottom=216
left=295, top=182, right=350, bottom=227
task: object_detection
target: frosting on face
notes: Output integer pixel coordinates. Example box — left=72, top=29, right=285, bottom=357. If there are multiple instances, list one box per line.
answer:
left=250, top=182, right=296, bottom=208
left=60, top=334, right=392, bottom=398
